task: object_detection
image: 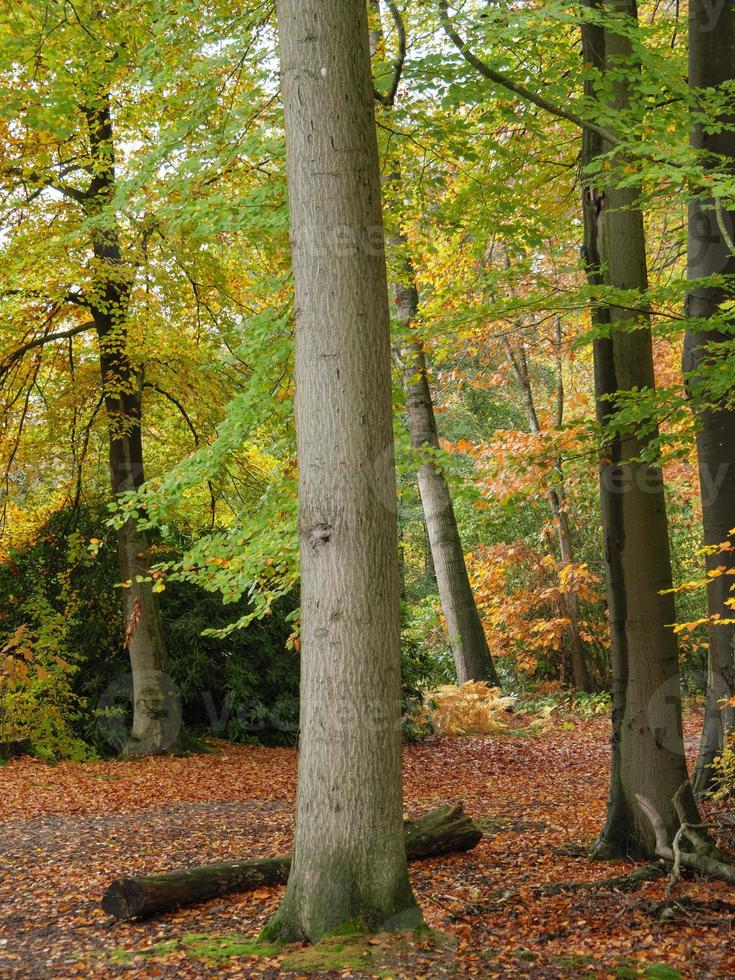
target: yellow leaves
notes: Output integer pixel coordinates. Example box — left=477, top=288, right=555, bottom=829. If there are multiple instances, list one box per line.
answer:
left=673, top=612, right=735, bottom=634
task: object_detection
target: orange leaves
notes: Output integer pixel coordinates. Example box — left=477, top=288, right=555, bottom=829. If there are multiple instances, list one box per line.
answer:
left=424, top=682, right=516, bottom=736
left=0, top=718, right=731, bottom=976
left=1, top=625, right=35, bottom=691
left=467, top=542, right=606, bottom=679
left=473, top=423, right=589, bottom=504
left=558, top=561, right=601, bottom=603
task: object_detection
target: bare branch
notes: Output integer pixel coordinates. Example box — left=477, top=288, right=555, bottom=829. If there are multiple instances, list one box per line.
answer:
left=438, top=1, right=618, bottom=147
left=143, top=383, right=199, bottom=446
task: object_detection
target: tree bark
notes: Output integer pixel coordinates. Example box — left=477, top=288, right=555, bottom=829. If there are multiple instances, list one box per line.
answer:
left=370, top=0, right=498, bottom=686
left=581, top=0, right=700, bottom=858
left=398, top=294, right=499, bottom=686
left=687, top=0, right=735, bottom=796
left=85, top=97, right=174, bottom=756
left=101, top=803, right=481, bottom=921
left=267, top=0, right=422, bottom=941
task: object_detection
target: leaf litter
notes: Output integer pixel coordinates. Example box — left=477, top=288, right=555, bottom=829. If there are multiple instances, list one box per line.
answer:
left=0, top=715, right=733, bottom=977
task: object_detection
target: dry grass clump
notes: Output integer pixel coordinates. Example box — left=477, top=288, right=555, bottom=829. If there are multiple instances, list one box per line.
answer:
left=426, top=681, right=516, bottom=736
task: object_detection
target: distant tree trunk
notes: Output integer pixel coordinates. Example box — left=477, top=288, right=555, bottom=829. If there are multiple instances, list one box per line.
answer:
left=397, top=286, right=499, bottom=686
left=423, top=520, right=436, bottom=587
left=687, top=0, right=735, bottom=796
left=369, top=0, right=498, bottom=686
left=582, top=0, right=700, bottom=857
left=85, top=97, right=173, bottom=756
left=499, top=325, right=590, bottom=692
left=267, top=0, right=422, bottom=941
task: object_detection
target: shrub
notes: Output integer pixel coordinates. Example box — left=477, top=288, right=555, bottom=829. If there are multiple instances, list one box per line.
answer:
left=0, top=603, right=92, bottom=763
left=425, top=681, right=516, bottom=736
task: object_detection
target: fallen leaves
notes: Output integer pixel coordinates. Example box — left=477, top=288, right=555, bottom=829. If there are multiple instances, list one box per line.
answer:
left=0, top=714, right=733, bottom=977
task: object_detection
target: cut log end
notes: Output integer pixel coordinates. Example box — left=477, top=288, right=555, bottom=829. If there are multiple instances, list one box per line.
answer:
left=101, top=878, right=145, bottom=919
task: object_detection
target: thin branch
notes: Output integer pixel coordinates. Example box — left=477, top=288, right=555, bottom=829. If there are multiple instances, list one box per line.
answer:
left=143, top=383, right=199, bottom=446
left=438, top=0, right=618, bottom=147
left=374, top=1, right=407, bottom=107
left=0, top=321, right=96, bottom=379
left=714, top=197, right=735, bottom=258
left=2, top=163, right=91, bottom=205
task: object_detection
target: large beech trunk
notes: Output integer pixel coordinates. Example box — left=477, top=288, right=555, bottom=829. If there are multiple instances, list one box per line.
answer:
left=687, top=0, right=735, bottom=796
left=267, top=0, right=422, bottom=941
left=397, top=283, right=499, bottom=686
left=582, top=1, right=700, bottom=858
left=102, top=803, right=481, bottom=921
left=86, top=98, right=173, bottom=756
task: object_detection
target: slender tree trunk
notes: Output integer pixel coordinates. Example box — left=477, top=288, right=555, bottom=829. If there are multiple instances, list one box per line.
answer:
left=369, top=0, right=498, bottom=685
left=423, top=520, right=436, bottom=587
left=687, top=0, right=735, bottom=796
left=397, top=285, right=499, bottom=685
left=85, top=98, right=174, bottom=756
left=267, top=0, right=422, bottom=941
left=499, top=329, right=590, bottom=691
left=556, top=502, right=592, bottom=692
left=582, top=0, right=700, bottom=857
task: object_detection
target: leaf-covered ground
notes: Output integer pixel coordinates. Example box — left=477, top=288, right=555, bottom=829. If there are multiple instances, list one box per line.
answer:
left=1, top=715, right=734, bottom=978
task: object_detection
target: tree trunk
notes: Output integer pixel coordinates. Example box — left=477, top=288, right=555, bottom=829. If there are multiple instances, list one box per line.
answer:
left=267, top=0, right=422, bottom=941
left=556, top=502, right=592, bottom=692
left=398, top=289, right=499, bottom=686
left=581, top=0, right=700, bottom=858
left=370, top=0, right=497, bottom=686
left=499, top=328, right=590, bottom=691
left=102, top=802, right=481, bottom=921
left=85, top=97, right=175, bottom=756
left=687, top=0, right=735, bottom=796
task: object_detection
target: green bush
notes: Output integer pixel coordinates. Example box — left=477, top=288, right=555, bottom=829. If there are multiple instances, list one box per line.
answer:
left=0, top=506, right=461, bottom=756
left=0, top=598, right=92, bottom=763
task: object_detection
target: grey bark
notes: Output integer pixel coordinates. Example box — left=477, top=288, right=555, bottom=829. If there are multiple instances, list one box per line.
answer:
left=267, top=0, right=422, bottom=941
left=371, top=0, right=498, bottom=686
left=397, top=288, right=499, bottom=686
left=582, top=0, right=700, bottom=858
left=85, top=98, right=173, bottom=756
left=687, top=0, right=735, bottom=796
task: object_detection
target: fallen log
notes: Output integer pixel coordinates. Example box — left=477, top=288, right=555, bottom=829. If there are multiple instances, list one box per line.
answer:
left=102, top=801, right=482, bottom=920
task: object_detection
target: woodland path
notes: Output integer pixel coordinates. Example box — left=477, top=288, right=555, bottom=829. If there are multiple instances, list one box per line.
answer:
left=0, top=716, right=732, bottom=978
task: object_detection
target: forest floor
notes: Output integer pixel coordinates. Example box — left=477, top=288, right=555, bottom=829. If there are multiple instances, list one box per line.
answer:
left=1, top=712, right=734, bottom=979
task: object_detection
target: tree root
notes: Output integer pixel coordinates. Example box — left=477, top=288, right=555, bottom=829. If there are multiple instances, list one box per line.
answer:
left=537, top=864, right=665, bottom=896
left=624, top=895, right=735, bottom=928
left=635, top=784, right=735, bottom=888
